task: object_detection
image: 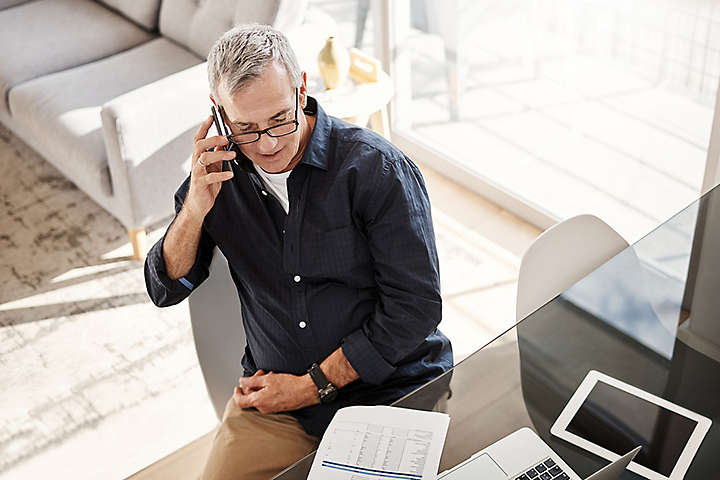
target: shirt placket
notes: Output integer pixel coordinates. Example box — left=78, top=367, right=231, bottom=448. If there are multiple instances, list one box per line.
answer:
left=284, top=168, right=315, bottom=362
left=245, top=169, right=283, bottom=241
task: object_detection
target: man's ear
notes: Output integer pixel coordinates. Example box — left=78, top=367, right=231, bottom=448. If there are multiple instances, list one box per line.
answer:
left=209, top=93, right=218, bottom=106
left=299, top=71, right=308, bottom=109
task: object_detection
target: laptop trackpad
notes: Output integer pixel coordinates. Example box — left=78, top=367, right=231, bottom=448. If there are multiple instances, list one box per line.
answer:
left=450, top=453, right=506, bottom=480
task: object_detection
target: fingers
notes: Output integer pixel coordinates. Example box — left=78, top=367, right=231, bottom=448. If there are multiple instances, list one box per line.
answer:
left=194, top=116, right=214, bottom=143
left=245, top=391, right=267, bottom=412
left=195, top=149, right=236, bottom=171
left=234, top=371, right=277, bottom=411
left=195, top=135, right=230, bottom=156
left=198, top=171, right=232, bottom=185
left=234, top=387, right=253, bottom=408
left=237, top=369, right=264, bottom=384
left=236, top=369, right=266, bottom=396
left=238, top=373, right=266, bottom=392
left=191, top=117, right=234, bottom=180
left=233, top=388, right=270, bottom=412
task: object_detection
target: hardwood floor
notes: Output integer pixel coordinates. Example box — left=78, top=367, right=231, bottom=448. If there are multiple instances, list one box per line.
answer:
left=124, top=430, right=216, bottom=480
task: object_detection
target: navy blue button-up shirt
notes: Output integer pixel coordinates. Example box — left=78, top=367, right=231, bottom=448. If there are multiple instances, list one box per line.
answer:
left=144, top=97, right=452, bottom=437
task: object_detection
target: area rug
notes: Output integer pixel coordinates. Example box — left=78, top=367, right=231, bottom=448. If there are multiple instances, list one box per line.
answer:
left=0, top=123, right=217, bottom=480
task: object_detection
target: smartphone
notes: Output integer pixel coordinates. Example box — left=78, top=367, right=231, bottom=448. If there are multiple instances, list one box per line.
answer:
left=210, top=105, right=239, bottom=166
left=210, top=105, right=228, bottom=150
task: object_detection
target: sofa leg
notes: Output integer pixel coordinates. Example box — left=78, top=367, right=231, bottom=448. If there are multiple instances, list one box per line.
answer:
left=128, top=229, right=147, bottom=261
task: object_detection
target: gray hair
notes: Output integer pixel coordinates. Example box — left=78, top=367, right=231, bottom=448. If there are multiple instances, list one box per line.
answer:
left=207, top=24, right=302, bottom=98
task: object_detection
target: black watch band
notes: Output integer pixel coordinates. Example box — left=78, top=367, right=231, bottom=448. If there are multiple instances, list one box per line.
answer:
left=307, top=363, right=338, bottom=404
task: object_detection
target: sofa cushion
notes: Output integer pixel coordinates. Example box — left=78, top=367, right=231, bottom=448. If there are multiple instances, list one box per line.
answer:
left=159, top=0, right=306, bottom=59
left=0, top=0, right=155, bottom=116
left=97, top=0, right=162, bottom=31
left=8, top=38, right=202, bottom=200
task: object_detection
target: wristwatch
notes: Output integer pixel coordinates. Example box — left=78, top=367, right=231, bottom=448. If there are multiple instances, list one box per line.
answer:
left=307, top=363, right=338, bottom=404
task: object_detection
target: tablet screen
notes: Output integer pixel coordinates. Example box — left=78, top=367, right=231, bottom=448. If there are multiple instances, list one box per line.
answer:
left=566, top=381, right=697, bottom=477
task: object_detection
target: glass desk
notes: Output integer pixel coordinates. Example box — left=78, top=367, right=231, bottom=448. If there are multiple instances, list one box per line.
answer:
left=274, top=185, right=720, bottom=479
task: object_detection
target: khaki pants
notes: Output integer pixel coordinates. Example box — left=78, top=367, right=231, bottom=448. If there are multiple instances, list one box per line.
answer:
left=201, top=397, right=320, bottom=480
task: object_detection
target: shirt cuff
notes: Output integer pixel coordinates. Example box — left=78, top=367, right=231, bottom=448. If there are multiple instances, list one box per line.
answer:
left=342, top=328, right=396, bottom=385
left=144, top=233, right=202, bottom=305
left=178, top=276, right=194, bottom=290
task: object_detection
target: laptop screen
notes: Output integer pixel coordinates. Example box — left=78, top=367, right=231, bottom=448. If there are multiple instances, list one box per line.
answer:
left=566, top=381, right=697, bottom=477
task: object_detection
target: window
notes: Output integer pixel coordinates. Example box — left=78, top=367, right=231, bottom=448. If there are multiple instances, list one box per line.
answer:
left=381, top=0, right=720, bottom=242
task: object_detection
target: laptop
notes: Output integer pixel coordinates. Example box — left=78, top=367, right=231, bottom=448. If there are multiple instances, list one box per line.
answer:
left=438, top=428, right=640, bottom=480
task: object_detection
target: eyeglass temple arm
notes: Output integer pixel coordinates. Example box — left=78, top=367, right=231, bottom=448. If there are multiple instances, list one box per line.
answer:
left=216, top=105, right=242, bottom=166
left=218, top=106, right=232, bottom=137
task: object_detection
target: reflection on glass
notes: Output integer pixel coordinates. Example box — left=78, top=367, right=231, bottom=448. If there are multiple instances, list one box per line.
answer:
left=561, top=248, right=679, bottom=360
left=559, top=200, right=702, bottom=359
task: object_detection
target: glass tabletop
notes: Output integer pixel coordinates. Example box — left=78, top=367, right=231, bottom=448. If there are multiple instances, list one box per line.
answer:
left=274, top=184, right=720, bottom=480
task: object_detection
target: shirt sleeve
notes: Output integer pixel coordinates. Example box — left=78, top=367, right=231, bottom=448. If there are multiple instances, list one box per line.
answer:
left=341, top=149, right=442, bottom=385
left=144, top=177, right=216, bottom=307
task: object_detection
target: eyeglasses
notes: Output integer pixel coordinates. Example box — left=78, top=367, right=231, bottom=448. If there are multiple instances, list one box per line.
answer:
left=219, top=88, right=299, bottom=146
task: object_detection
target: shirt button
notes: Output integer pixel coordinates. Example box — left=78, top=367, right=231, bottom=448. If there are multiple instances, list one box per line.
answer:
left=299, top=321, right=307, bottom=329
left=293, top=275, right=301, bottom=283
left=261, top=190, right=268, bottom=196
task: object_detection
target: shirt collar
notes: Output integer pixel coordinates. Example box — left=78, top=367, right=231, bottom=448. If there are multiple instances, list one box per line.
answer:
left=298, top=96, right=330, bottom=171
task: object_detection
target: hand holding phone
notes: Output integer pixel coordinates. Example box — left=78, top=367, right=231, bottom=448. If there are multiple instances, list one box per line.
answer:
left=211, top=105, right=240, bottom=168
left=185, top=115, right=236, bottom=220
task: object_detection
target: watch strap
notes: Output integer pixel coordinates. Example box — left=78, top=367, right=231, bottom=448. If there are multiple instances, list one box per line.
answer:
left=308, top=363, right=338, bottom=403
left=308, top=363, right=330, bottom=390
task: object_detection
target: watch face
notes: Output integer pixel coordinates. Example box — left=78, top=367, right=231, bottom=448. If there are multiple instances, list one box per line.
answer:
left=320, top=385, right=338, bottom=403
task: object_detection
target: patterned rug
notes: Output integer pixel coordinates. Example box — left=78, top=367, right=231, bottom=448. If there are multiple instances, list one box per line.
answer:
left=0, top=123, right=518, bottom=479
left=0, top=124, right=216, bottom=480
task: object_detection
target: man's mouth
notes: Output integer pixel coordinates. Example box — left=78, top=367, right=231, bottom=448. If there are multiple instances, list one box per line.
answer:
left=259, top=148, right=282, bottom=158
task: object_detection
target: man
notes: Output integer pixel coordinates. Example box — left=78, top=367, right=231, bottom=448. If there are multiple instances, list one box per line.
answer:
left=145, top=24, right=452, bottom=480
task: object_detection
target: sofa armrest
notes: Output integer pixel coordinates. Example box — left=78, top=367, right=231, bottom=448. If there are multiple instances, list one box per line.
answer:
left=101, top=62, right=207, bottom=229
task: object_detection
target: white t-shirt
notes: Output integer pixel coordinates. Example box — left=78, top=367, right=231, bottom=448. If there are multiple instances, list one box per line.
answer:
left=254, top=164, right=291, bottom=214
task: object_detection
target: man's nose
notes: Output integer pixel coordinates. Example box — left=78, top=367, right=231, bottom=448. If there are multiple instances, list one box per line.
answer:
left=257, top=133, right=278, bottom=153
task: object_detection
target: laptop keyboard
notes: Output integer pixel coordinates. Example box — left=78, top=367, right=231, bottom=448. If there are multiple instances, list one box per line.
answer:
left=515, top=458, right=570, bottom=480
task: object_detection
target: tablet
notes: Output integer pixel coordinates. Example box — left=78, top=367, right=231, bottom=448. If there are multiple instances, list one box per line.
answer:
left=550, top=370, right=711, bottom=480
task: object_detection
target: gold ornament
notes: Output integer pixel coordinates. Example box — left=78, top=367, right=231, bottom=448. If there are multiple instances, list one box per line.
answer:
left=317, top=36, right=350, bottom=90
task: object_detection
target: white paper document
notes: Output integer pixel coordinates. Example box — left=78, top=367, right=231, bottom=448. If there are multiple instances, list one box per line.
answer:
left=308, top=405, right=450, bottom=480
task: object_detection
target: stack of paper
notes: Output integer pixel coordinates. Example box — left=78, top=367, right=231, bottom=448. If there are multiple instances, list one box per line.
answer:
left=308, top=406, right=450, bottom=480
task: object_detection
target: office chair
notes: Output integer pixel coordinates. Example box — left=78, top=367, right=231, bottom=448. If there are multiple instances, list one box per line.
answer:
left=516, top=214, right=629, bottom=323
left=187, top=248, right=247, bottom=421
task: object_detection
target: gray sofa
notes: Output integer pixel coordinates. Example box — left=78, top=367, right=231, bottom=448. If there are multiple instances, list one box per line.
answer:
left=0, top=0, right=326, bottom=259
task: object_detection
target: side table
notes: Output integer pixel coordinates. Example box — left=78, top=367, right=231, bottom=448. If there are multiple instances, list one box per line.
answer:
left=308, top=49, right=393, bottom=139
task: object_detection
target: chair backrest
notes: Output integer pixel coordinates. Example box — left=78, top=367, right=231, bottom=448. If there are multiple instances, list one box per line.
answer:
left=188, top=247, right=246, bottom=420
left=516, top=214, right=629, bottom=322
